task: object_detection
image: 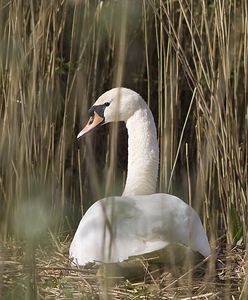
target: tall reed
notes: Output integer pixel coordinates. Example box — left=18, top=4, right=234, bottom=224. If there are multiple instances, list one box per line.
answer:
left=0, top=0, right=247, bottom=297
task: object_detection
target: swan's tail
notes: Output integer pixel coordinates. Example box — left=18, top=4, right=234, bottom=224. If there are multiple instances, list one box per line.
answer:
left=189, top=210, right=211, bottom=257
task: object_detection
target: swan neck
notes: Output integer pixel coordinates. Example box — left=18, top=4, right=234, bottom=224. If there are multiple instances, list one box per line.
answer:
left=122, top=106, right=159, bottom=196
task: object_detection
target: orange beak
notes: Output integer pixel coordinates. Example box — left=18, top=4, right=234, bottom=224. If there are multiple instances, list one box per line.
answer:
left=77, top=111, right=104, bottom=139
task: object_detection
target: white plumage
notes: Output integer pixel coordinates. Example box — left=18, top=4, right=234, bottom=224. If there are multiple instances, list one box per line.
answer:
left=69, top=87, right=210, bottom=266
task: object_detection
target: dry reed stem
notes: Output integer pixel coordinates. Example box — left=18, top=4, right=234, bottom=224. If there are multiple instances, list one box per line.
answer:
left=0, top=0, right=247, bottom=298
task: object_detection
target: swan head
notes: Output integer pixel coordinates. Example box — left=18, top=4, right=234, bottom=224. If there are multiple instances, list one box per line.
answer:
left=77, top=87, right=144, bottom=139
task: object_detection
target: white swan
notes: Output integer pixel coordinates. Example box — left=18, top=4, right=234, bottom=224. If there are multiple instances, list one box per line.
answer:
left=69, top=87, right=210, bottom=266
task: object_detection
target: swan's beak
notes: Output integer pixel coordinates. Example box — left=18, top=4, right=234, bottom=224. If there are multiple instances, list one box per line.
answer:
left=77, top=111, right=104, bottom=139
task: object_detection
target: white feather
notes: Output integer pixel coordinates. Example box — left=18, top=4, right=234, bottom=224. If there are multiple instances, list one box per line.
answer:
left=69, top=88, right=210, bottom=266
left=70, top=194, right=210, bottom=265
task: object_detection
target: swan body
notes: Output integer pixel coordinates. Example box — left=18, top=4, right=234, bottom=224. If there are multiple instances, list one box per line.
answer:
left=70, top=194, right=210, bottom=265
left=70, top=87, right=210, bottom=266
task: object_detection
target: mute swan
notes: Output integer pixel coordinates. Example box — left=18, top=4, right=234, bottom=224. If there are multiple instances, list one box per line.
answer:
left=70, top=87, right=210, bottom=266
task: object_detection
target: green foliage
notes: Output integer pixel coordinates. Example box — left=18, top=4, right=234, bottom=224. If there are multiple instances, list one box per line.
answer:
left=229, top=203, right=243, bottom=245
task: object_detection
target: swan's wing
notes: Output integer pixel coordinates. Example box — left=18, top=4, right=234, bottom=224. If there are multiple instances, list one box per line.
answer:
left=119, top=194, right=210, bottom=258
left=69, top=197, right=167, bottom=264
left=69, top=194, right=210, bottom=265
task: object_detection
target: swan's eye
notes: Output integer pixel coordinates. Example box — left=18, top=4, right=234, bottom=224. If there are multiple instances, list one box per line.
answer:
left=88, top=102, right=110, bottom=119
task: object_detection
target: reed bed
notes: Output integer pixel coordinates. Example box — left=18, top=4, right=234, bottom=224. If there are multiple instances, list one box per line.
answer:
left=0, top=236, right=246, bottom=299
left=0, top=0, right=247, bottom=298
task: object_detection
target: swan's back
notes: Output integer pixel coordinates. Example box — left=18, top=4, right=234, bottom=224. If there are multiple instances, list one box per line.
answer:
left=69, top=193, right=210, bottom=266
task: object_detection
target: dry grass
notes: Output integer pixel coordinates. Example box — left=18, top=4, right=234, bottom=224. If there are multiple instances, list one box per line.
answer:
left=0, top=0, right=247, bottom=299
left=0, top=237, right=246, bottom=299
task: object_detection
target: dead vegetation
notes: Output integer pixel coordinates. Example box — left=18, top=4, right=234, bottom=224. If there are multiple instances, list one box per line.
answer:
left=0, top=237, right=246, bottom=299
left=0, top=0, right=247, bottom=299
